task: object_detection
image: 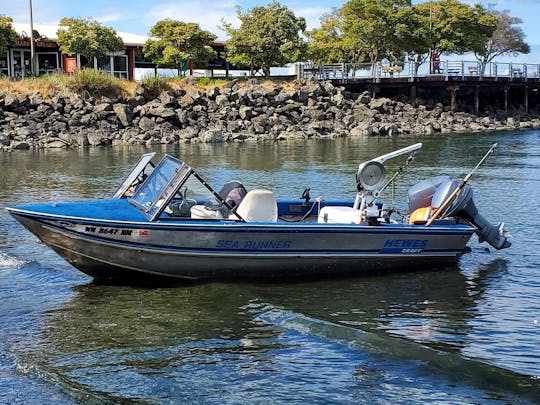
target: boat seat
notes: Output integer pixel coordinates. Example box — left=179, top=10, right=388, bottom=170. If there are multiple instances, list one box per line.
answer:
left=190, top=204, right=224, bottom=219
left=318, top=206, right=362, bottom=224
left=230, top=189, right=278, bottom=222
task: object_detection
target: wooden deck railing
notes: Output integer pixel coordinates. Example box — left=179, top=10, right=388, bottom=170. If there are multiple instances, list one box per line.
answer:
left=297, top=61, right=540, bottom=82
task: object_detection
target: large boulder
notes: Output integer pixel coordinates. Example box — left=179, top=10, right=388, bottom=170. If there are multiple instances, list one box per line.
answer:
left=0, top=133, right=11, bottom=147
left=239, top=105, right=254, bottom=120
left=87, top=132, right=106, bottom=146
left=206, top=87, right=221, bottom=99
left=350, top=123, right=374, bottom=137
left=369, top=97, right=395, bottom=113
left=94, top=102, right=113, bottom=113
left=200, top=129, right=224, bottom=143
left=113, top=103, right=133, bottom=127
left=159, top=90, right=177, bottom=106
left=215, top=94, right=229, bottom=107
left=138, top=116, right=155, bottom=131
left=11, top=141, right=30, bottom=149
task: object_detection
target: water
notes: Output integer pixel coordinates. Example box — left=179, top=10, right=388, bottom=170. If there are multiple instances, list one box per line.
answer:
left=1, top=132, right=540, bottom=404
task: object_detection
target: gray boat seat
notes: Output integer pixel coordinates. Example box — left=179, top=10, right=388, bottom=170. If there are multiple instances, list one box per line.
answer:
left=230, top=189, right=278, bottom=222
left=190, top=204, right=224, bottom=219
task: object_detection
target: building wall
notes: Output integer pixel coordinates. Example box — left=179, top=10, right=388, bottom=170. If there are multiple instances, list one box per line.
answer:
left=2, top=38, right=135, bottom=80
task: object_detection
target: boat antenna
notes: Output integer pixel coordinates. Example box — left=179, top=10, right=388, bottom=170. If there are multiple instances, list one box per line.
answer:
left=426, top=143, right=498, bottom=226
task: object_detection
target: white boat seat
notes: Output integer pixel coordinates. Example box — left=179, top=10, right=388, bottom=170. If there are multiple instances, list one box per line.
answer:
left=318, top=206, right=362, bottom=224
left=190, top=204, right=224, bottom=219
left=230, top=189, right=278, bottom=222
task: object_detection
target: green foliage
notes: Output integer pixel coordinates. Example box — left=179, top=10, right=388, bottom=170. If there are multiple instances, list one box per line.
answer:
left=68, top=68, right=124, bottom=98
left=392, top=5, right=431, bottom=68
left=143, top=20, right=217, bottom=72
left=474, top=9, right=530, bottom=70
left=223, top=1, right=307, bottom=77
left=341, top=0, right=411, bottom=65
left=0, top=15, right=19, bottom=56
left=413, top=0, right=497, bottom=55
left=56, top=17, right=125, bottom=60
left=307, top=9, right=364, bottom=63
left=308, top=0, right=498, bottom=73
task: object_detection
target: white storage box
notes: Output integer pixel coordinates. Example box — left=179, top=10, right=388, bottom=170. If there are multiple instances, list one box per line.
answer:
left=318, top=206, right=362, bottom=224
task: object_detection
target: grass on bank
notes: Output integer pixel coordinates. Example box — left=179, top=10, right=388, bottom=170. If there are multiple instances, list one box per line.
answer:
left=0, top=69, right=135, bottom=99
left=0, top=71, right=301, bottom=100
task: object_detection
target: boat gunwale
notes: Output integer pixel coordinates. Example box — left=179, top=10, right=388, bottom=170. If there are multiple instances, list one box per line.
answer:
left=6, top=206, right=477, bottom=235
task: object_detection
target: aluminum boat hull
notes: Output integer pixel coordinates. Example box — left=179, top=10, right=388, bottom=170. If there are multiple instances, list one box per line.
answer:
left=7, top=199, right=475, bottom=282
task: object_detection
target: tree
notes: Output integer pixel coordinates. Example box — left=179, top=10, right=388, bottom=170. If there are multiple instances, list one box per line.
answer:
left=143, top=19, right=217, bottom=75
left=341, top=0, right=411, bottom=72
left=57, top=18, right=124, bottom=63
left=0, top=15, right=18, bottom=56
left=474, top=9, right=530, bottom=74
left=307, top=9, right=364, bottom=64
left=412, top=0, right=497, bottom=70
left=389, top=0, right=500, bottom=74
left=223, top=1, right=307, bottom=77
left=393, top=5, right=432, bottom=74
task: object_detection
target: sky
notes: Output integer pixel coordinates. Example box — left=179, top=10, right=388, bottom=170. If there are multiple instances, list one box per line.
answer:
left=2, top=0, right=540, bottom=63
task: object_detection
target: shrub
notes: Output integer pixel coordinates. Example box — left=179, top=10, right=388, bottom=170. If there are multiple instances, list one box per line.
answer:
left=140, top=74, right=172, bottom=97
left=68, top=68, right=125, bottom=98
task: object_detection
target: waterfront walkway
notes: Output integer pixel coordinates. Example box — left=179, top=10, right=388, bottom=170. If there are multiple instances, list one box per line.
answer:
left=298, top=60, right=540, bottom=82
left=297, top=60, right=540, bottom=112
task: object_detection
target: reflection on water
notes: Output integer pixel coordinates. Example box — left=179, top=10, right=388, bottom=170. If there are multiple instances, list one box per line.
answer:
left=25, top=260, right=533, bottom=403
left=1, top=131, right=540, bottom=403
left=42, top=283, right=259, bottom=352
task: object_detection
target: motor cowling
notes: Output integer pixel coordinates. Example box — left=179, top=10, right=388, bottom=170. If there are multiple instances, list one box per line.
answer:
left=409, top=177, right=511, bottom=250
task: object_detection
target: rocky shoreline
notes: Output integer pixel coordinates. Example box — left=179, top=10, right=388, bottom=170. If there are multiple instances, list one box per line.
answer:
left=1, top=79, right=539, bottom=151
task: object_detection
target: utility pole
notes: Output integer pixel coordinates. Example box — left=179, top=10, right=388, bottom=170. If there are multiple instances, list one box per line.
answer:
left=29, top=0, right=35, bottom=76
left=429, top=1, right=433, bottom=74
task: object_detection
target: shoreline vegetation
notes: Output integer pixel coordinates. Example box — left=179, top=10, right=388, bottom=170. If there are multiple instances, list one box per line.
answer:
left=1, top=71, right=539, bottom=151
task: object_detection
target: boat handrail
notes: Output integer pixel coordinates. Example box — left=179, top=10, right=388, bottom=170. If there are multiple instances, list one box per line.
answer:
left=369, top=143, right=423, bottom=165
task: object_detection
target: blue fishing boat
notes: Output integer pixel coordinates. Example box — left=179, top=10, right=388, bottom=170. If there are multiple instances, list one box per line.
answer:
left=6, top=143, right=510, bottom=283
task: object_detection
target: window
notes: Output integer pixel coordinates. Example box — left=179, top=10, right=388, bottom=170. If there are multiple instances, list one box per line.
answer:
left=10, top=49, right=31, bottom=78
left=37, top=53, right=59, bottom=74
left=0, top=52, right=8, bottom=76
left=113, top=55, right=128, bottom=78
left=92, top=54, right=128, bottom=78
left=97, top=56, right=111, bottom=72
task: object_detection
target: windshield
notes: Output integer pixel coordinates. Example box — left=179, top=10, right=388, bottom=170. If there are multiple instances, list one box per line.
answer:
left=130, top=155, right=189, bottom=219
left=112, top=152, right=156, bottom=199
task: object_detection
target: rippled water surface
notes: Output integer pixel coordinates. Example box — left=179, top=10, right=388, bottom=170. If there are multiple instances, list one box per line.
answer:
left=1, top=132, right=540, bottom=404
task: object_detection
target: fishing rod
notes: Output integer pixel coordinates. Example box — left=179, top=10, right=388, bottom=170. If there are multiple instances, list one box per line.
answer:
left=426, top=143, right=498, bottom=226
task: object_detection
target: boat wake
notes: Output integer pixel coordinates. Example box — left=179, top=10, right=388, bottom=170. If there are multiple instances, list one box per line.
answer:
left=256, top=305, right=540, bottom=403
left=0, top=251, right=27, bottom=270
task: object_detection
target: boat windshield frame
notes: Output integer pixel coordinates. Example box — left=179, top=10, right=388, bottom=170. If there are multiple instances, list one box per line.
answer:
left=129, top=155, right=194, bottom=221
left=112, top=152, right=156, bottom=199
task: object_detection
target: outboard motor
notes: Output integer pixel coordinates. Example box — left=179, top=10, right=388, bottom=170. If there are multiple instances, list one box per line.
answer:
left=203, top=180, right=248, bottom=217
left=430, top=179, right=510, bottom=250
left=408, top=176, right=451, bottom=213
left=217, top=180, right=247, bottom=208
